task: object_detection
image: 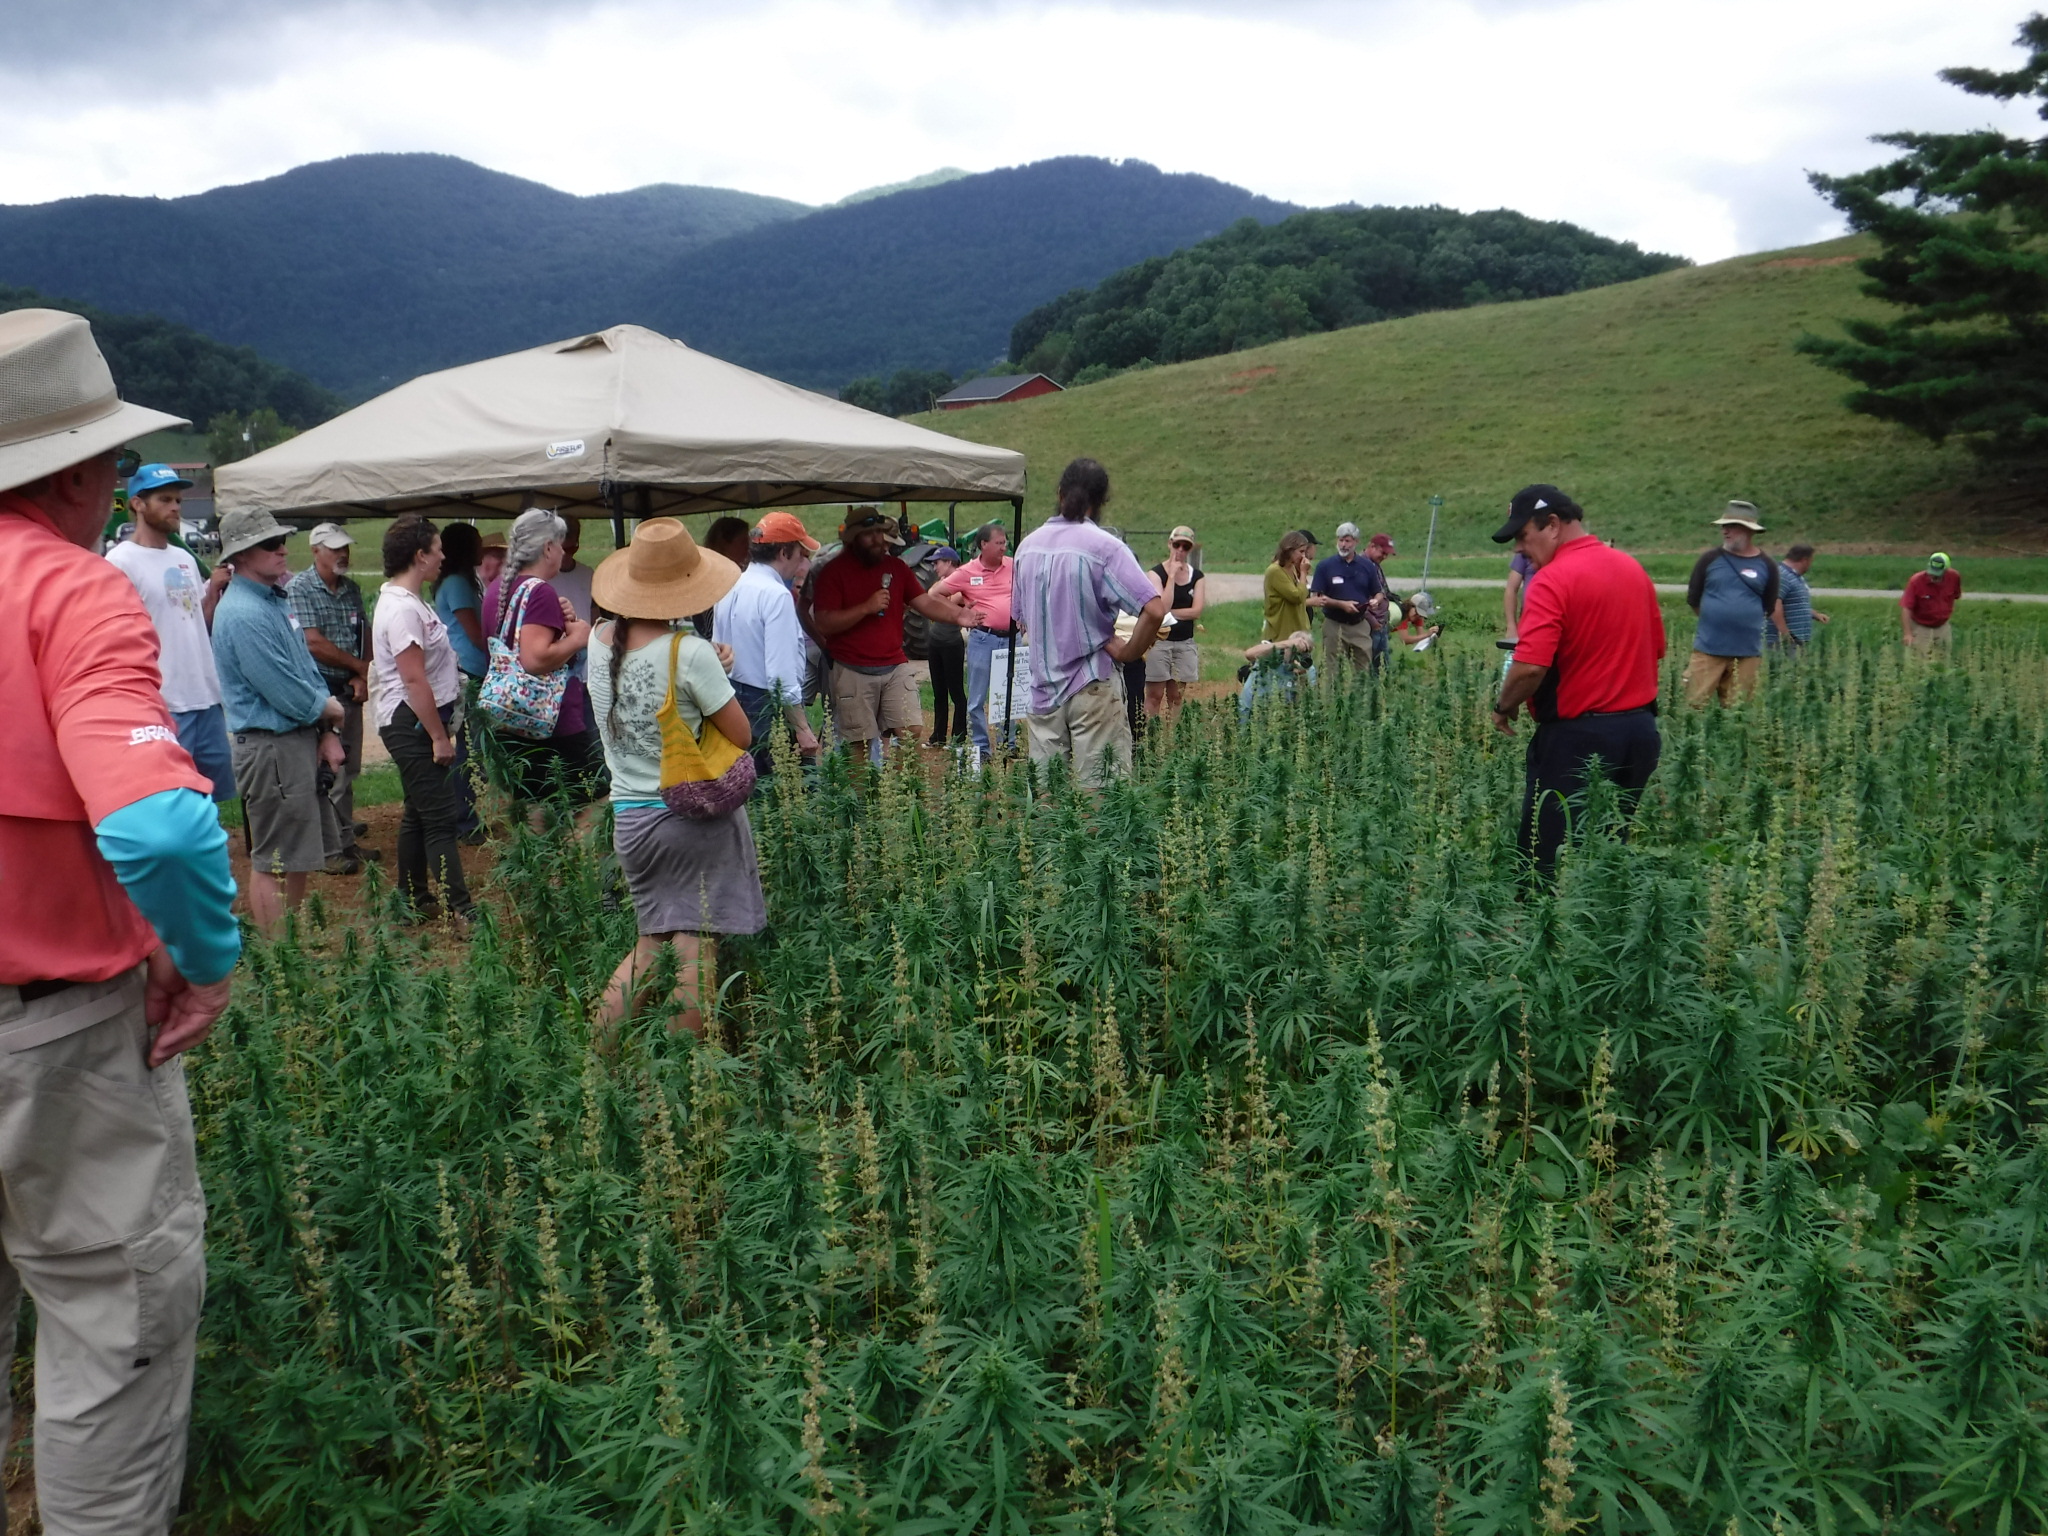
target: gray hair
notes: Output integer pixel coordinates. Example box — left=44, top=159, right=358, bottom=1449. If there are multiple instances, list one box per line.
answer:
left=507, top=508, right=567, bottom=573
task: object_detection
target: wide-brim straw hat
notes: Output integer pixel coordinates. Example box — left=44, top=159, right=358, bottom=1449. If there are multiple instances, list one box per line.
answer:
left=0, top=310, right=188, bottom=494
left=591, top=518, right=740, bottom=620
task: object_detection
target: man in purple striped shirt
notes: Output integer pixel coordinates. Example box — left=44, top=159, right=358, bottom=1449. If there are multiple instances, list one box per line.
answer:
left=1011, top=458, right=1169, bottom=788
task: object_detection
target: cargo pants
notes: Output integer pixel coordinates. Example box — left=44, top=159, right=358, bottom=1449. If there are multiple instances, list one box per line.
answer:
left=0, top=969, right=207, bottom=1535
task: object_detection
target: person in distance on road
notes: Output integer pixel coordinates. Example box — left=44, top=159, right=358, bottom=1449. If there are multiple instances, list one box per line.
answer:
left=1491, top=484, right=1665, bottom=878
left=213, top=506, right=351, bottom=932
left=1309, top=521, right=1377, bottom=672
left=1010, top=458, right=1170, bottom=789
left=1683, top=502, right=1778, bottom=707
left=711, top=510, right=824, bottom=777
left=1901, top=550, right=1962, bottom=652
left=1144, top=525, right=1207, bottom=725
left=105, top=463, right=237, bottom=801
left=1768, top=543, right=1827, bottom=651
left=0, top=308, right=242, bottom=1535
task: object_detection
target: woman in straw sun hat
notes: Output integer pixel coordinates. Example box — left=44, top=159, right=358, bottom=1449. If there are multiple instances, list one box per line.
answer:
left=585, top=518, right=763, bottom=1044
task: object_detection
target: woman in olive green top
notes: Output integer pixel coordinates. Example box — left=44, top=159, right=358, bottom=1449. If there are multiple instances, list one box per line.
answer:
left=1263, top=530, right=1329, bottom=641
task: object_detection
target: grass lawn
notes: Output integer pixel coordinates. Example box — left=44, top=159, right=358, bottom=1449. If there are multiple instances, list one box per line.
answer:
left=910, top=235, right=2037, bottom=570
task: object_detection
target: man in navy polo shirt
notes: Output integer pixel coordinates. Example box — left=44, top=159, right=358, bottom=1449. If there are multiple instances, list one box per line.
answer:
left=1490, top=485, right=1665, bottom=877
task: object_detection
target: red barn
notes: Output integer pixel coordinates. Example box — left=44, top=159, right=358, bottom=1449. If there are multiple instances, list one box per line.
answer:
left=936, top=373, right=1064, bottom=410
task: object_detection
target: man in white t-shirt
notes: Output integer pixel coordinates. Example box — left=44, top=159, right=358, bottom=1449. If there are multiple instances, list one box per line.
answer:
left=104, top=463, right=237, bottom=799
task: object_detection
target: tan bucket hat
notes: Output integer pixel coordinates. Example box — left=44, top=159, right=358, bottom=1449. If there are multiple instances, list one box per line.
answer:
left=590, top=518, right=740, bottom=620
left=0, top=310, right=189, bottom=494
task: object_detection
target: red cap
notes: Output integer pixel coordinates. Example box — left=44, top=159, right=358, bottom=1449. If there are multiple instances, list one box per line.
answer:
left=1369, top=532, right=1397, bottom=555
left=753, top=510, right=820, bottom=552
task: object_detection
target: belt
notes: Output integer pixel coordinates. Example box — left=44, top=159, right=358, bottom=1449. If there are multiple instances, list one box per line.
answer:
left=234, top=723, right=318, bottom=736
left=1567, top=706, right=1657, bottom=720
left=1, top=970, right=143, bottom=1051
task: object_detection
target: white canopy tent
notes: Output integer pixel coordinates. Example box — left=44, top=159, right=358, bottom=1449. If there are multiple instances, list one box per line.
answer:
left=215, top=324, right=1027, bottom=526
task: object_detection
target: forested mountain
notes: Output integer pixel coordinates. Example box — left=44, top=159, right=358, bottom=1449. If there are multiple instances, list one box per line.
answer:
left=0, top=154, right=809, bottom=397
left=637, top=157, right=1297, bottom=389
left=0, top=154, right=1293, bottom=399
left=1010, top=205, right=1690, bottom=381
left=0, top=285, right=340, bottom=431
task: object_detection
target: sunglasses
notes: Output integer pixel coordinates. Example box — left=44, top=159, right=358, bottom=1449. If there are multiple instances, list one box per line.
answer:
left=1171, top=540, right=1193, bottom=550
left=255, top=537, right=288, bottom=553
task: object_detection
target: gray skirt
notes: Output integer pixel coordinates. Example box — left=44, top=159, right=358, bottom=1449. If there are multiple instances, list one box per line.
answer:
left=612, top=803, right=766, bottom=936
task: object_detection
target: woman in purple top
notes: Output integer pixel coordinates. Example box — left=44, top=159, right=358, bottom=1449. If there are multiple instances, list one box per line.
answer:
left=484, top=509, right=605, bottom=815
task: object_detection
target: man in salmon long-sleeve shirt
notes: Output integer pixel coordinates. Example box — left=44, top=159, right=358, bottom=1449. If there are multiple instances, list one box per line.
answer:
left=0, top=309, right=241, bottom=1533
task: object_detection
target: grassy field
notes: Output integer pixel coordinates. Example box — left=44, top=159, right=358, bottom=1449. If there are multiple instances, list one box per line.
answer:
left=911, top=236, right=2039, bottom=571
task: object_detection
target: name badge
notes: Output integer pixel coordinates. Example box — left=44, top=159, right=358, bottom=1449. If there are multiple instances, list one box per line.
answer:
left=969, top=576, right=985, bottom=586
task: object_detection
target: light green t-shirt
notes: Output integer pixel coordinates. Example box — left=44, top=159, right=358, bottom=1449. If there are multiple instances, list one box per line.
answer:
left=586, top=624, right=736, bottom=803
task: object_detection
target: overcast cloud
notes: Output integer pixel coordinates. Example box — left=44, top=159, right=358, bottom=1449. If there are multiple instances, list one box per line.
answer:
left=1, top=0, right=2034, bottom=261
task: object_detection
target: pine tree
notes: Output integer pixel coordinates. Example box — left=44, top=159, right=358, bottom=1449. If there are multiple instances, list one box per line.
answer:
left=1801, top=14, right=2048, bottom=458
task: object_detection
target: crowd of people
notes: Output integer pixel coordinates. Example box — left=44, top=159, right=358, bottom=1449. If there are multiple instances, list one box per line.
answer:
left=0, top=305, right=1990, bottom=1533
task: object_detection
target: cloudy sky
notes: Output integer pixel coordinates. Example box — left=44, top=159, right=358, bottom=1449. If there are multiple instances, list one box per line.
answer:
left=3, top=0, right=2035, bottom=261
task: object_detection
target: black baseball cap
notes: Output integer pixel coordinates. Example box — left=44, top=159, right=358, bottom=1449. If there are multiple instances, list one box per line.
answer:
left=1491, top=484, right=1583, bottom=543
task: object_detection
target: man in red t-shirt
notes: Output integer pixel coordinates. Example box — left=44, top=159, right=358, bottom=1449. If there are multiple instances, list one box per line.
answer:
left=0, top=309, right=241, bottom=1530
left=1490, top=484, right=1666, bottom=876
left=809, top=507, right=971, bottom=760
left=1901, top=552, right=1962, bottom=651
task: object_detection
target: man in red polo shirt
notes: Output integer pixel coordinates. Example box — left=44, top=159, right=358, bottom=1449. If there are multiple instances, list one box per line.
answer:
left=0, top=309, right=241, bottom=1531
left=1490, top=484, right=1666, bottom=876
left=1901, top=551, right=1962, bottom=651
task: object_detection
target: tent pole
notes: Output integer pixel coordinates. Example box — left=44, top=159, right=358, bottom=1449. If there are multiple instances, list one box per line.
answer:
left=1002, top=495, right=1022, bottom=751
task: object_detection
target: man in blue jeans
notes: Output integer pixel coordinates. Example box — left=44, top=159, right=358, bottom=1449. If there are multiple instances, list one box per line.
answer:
left=930, top=521, right=1016, bottom=758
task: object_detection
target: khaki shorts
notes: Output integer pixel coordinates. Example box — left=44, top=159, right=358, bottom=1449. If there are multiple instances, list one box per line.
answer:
left=1684, top=651, right=1761, bottom=708
left=230, top=725, right=327, bottom=874
left=1026, top=674, right=1132, bottom=789
left=1144, top=638, right=1199, bottom=684
left=829, top=662, right=920, bottom=744
left=0, top=969, right=207, bottom=1531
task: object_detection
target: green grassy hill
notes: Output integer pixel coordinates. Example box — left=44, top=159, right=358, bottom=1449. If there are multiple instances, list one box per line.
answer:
left=915, top=235, right=2026, bottom=570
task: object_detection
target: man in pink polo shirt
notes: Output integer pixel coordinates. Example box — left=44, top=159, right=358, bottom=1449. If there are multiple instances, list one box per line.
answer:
left=0, top=309, right=241, bottom=1531
left=931, top=519, right=1016, bottom=757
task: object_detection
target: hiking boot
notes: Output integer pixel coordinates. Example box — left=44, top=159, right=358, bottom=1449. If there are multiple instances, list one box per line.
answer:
left=351, top=821, right=370, bottom=838
left=324, top=854, right=362, bottom=876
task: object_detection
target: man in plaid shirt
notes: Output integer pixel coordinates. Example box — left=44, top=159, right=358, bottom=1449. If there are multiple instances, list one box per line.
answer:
left=286, top=523, right=374, bottom=872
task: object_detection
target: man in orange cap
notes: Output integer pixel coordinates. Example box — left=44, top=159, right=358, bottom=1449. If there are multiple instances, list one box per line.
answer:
left=714, top=511, right=825, bottom=772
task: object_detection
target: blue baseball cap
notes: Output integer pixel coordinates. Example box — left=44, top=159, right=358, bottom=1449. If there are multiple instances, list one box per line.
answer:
left=128, top=463, right=194, bottom=498
left=932, top=546, right=961, bottom=562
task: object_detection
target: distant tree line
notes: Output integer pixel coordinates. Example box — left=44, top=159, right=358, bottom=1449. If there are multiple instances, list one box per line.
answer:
left=1007, top=206, right=1689, bottom=384
left=839, top=368, right=959, bottom=417
left=0, top=286, right=341, bottom=434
